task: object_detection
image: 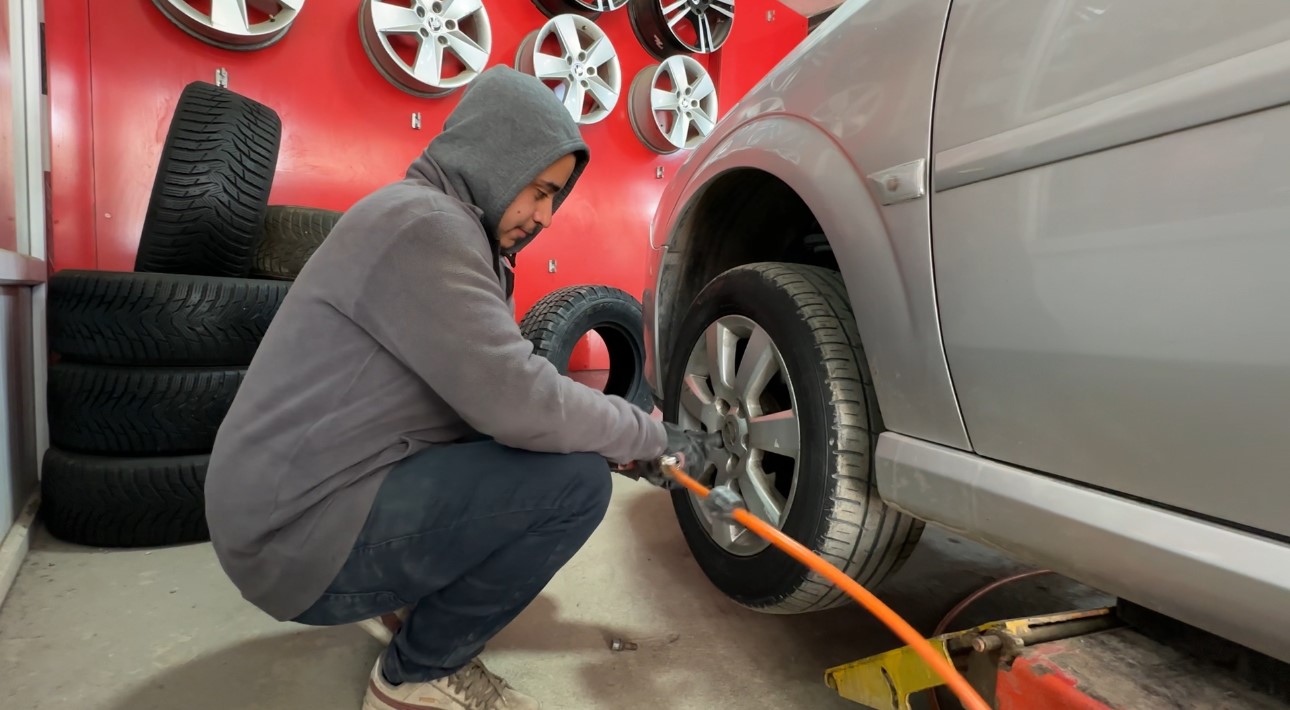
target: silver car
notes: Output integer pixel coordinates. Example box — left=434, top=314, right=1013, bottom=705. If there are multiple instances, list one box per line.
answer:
left=642, top=0, right=1290, bottom=664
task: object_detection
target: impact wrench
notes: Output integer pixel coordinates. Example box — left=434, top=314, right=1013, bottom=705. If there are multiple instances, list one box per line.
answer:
left=656, top=454, right=992, bottom=710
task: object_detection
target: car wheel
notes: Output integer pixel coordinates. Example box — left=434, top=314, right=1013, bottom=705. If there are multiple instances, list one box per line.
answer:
left=664, top=263, right=923, bottom=613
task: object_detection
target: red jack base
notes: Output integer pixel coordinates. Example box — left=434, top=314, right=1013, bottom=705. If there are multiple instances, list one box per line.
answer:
left=995, top=628, right=1285, bottom=710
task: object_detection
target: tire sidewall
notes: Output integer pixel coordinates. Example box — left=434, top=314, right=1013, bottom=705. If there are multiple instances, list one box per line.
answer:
left=663, top=266, right=852, bottom=607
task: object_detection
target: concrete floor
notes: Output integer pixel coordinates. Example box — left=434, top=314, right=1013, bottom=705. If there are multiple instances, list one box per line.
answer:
left=0, top=477, right=1109, bottom=710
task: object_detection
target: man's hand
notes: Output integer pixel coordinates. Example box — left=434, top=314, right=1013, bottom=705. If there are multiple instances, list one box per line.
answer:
left=613, top=422, right=718, bottom=488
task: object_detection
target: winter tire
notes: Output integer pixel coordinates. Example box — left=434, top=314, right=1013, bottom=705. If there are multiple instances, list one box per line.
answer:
left=40, top=447, right=209, bottom=548
left=663, top=263, right=923, bottom=613
left=48, top=270, right=289, bottom=367
left=48, top=364, right=245, bottom=456
left=251, top=205, right=343, bottom=281
left=134, top=81, right=281, bottom=277
left=519, top=285, right=654, bottom=412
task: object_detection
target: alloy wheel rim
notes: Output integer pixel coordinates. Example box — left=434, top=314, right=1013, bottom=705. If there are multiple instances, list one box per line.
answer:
left=514, top=14, right=622, bottom=125
left=629, top=0, right=734, bottom=61
left=629, top=56, right=719, bottom=153
left=678, top=315, right=800, bottom=556
left=152, top=0, right=304, bottom=51
left=360, top=0, right=493, bottom=98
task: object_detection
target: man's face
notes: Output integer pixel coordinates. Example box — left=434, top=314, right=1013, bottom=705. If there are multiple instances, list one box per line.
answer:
left=496, top=153, right=577, bottom=250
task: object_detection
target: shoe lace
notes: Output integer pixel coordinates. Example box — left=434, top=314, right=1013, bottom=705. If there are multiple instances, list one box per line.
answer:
left=447, top=659, right=509, bottom=708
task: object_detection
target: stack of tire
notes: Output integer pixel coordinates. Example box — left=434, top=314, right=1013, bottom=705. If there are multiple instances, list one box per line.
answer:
left=42, top=81, right=341, bottom=548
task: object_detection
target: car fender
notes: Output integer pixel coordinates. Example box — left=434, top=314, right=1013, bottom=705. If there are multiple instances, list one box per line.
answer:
left=653, top=114, right=971, bottom=450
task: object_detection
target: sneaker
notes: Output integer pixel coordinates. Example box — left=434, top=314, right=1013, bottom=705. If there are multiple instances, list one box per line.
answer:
left=357, top=607, right=409, bottom=645
left=362, top=656, right=539, bottom=710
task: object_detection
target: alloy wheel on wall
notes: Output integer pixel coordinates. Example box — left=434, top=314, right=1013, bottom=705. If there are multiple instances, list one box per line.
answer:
left=530, top=0, right=627, bottom=20
left=629, top=55, right=718, bottom=154
left=515, top=14, right=621, bottom=125
left=151, top=0, right=305, bottom=51
left=360, top=0, right=493, bottom=98
left=629, top=0, right=733, bottom=60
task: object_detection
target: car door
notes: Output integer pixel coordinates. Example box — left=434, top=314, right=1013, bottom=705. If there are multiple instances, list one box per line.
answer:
left=929, top=0, right=1290, bottom=537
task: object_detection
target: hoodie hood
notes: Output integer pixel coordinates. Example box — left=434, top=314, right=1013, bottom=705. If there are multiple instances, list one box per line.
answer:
left=406, top=66, right=590, bottom=255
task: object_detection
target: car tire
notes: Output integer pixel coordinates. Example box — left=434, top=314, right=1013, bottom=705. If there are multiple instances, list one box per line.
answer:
left=40, top=447, right=209, bottom=548
left=519, top=285, right=654, bottom=411
left=48, top=270, right=288, bottom=367
left=134, top=81, right=281, bottom=277
left=48, top=363, right=245, bottom=456
left=251, top=205, right=344, bottom=281
left=663, top=262, right=923, bottom=613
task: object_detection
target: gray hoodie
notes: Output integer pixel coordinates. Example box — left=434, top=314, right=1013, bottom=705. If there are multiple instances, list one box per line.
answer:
left=204, top=66, right=667, bottom=621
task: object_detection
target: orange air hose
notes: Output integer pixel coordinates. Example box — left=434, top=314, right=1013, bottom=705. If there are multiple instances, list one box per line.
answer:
left=662, top=462, right=992, bottom=710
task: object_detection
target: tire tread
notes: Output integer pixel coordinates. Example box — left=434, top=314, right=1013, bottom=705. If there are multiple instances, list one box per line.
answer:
left=134, top=82, right=282, bottom=277
left=48, top=364, right=245, bottom=455
left=40, top=448, right=209, bottom=548
left=251, top=205, right=343, bottom=280
left=48, top=270, right=288, bottom=366
left=723, top=263, right=922, bottom=613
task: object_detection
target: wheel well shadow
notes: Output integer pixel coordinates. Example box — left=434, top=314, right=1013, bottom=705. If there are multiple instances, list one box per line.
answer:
left=659, top=168, right=840, bottom=371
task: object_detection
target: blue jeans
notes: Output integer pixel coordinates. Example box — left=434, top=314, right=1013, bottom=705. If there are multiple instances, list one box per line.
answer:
left=291, top=439, right=613, bottom=684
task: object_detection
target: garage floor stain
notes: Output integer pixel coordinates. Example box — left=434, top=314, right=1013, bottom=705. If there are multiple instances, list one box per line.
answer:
left=0, top=478, right=1109, bottom=709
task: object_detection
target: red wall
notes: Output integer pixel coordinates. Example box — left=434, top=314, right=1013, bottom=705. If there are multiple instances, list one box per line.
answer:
left=45, top=0, right=805, bottom=361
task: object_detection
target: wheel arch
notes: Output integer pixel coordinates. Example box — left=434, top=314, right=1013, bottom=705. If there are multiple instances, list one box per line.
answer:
left=650, top=115, right=967, bottom=446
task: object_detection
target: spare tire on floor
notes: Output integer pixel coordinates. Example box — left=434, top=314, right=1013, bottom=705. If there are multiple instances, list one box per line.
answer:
left=134, top=80, right=282, bottom=277
left=48, top=270, right=289, bottom=367
left=519, top=285, right=653, bottom=411
left=40, top=447, right=209, bottom=548
left=48, top=363, right=246, bottom=456
left=251, top=205, right=344, bottom=281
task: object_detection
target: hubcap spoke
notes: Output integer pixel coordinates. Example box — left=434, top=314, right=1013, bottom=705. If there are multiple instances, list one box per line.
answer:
left=584, top=35, right=616, bottom=68
left=690, top=108, right=716, bottom=136
left=533, top=52, right=569, bottom=80
left=690, top=72, right=716, bottom=100
left=711, top=452, right=736, bottom=487
left=708, top=515, right=739, bottom=547
left=272, top=0, right=304, bottom=11
left=748, top=410, right=799, bottom=458
left=562, top=81, right=587, bottom=119
left=211, top=0, right=251, bottom=32
left=681, top=375, right=723, bottom=432
left=586, top=76, right=618, bottom=110
left=737, top=459, right=784, bottom=528
left=664, top=2, right=691, bottom=28
left=696, top=13, right=716, bottom=52
left=414, top=38, right=446, bottom=83
left=734, top=325, right=778, bottom=403
left=704, top=321, right=738, bottom=404
left=551, top=14, right=582, bottom=54
left=446, top=30, right=489, bottom=73
left=371, top=0, right=424, bottom=34
left=440, top=0, right=482, bottom=21
left=652, top=88, right=681, bottom=111
left=668, top=114, right=692, bottom=150
left=664, top=57, right=692, bottom=94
